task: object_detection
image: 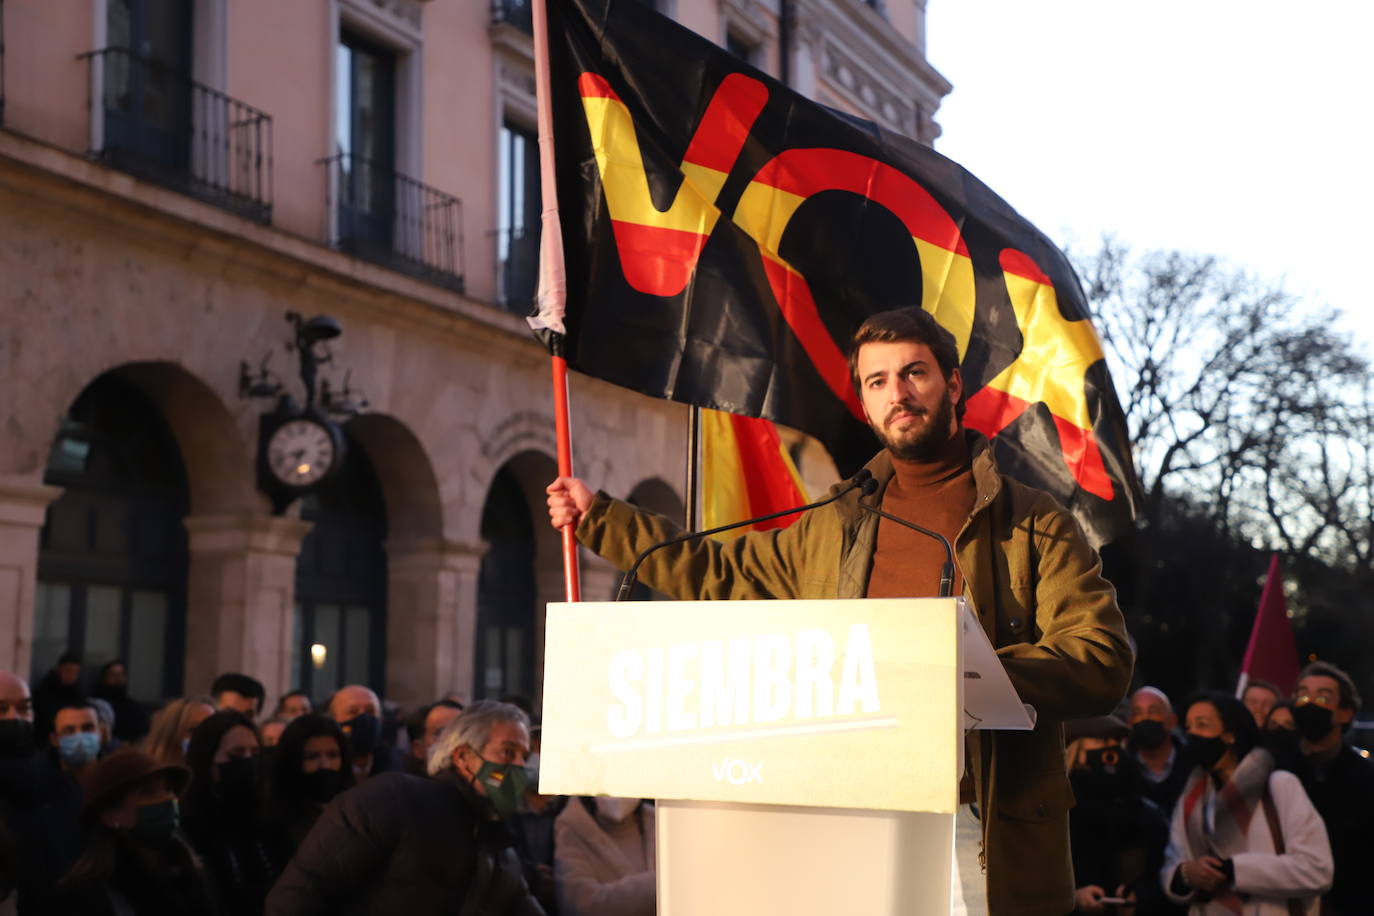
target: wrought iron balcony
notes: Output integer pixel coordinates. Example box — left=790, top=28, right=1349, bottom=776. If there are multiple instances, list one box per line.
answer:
left=491, top=0, right=533, bottom=34
left=80, top=47, right=273, bottom=223
left=321, top=153, right=465, bottom=293
left=496, top=226, right=539, bottom=314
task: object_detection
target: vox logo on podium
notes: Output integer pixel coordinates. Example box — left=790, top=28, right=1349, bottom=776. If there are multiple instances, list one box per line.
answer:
left=712, top=757, right=764, bottom=785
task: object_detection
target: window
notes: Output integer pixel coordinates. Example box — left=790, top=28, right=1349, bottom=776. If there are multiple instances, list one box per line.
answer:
left=35, top=374, right=189, bottom=701
left=334, top=31, right=398, bottom=256
left=498, top=122, right=540, bottom=312
left=726, top=30, right=757, bottom=67
left=103, top=0, right=194, bottom=174
left=475, top=466, right=537, bottom=701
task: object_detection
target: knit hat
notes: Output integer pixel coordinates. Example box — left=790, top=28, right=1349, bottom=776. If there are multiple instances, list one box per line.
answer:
left=1064, top=714, right=1130, bottom=744
left=80, top=748, right=190, bottom=820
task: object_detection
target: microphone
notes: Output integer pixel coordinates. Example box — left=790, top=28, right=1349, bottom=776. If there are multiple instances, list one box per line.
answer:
left=855, top=501, right=957, bottom=598
left=614, top=469, right=878, bottom=601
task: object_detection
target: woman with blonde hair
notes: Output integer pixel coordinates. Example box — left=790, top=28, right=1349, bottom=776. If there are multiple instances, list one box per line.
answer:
left=140, top=695, right=215, bottom=767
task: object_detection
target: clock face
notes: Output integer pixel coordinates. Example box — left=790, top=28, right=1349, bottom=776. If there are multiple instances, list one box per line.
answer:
left=267, top=419, right=337, bottom=487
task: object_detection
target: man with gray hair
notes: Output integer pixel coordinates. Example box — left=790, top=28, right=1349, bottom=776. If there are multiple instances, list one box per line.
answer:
left=267, top=699, right=544, bottom=916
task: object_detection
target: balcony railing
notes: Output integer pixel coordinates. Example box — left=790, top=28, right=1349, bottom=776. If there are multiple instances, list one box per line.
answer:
left=321, top=153, right=465, bottom=292
left=81, top=47, right=272, bottom=223
left=490, top=0, right=533, bottom=33
left=496, top=226, right=539, bottom=314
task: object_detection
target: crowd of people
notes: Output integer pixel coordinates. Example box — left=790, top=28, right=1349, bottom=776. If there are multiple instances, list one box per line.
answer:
left=0, top=658, right=655, bottom=915
left=2, top=649, right=1370, bottom=915
left=1064, top=664, right=1374, bottom=915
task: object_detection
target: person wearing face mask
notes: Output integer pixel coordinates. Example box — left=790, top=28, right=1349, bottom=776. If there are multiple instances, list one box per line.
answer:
left=182, top=709, right=277, bottom=915
left=266, top=699, right=544, bottom=916
left=1126, top=686, right=1195, bottom=818
left=325, top=684, right=402, bottom=783
left=262, top=715, right=353, bottom=863
left=1064, top=715, right=1175, bottom=915
left=1288, top=661, right=1374, bottom=916
left=1161, top=692, right=1331, bottom=914
left=5, top=701, right=101, bottom=907
left=0, top=670, right=46, bottom=914
left=553, top=793, right=656, bottom=916
left=47, top=747, right=216, bottom=915
left=510, top=724, right=566, bottom=915
left=1259, top=701, right=1303, bottom=774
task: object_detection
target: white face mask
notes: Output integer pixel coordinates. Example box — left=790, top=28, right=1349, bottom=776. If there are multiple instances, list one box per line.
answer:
left=595, top=796, right=639, bottom=823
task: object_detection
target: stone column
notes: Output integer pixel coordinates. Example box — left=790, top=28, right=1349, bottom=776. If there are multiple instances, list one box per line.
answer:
left=183, top=514, right=313, bottom=708
left=385, top=537, right=486, bottom=710
left=0, top=477, right=64, bottom=678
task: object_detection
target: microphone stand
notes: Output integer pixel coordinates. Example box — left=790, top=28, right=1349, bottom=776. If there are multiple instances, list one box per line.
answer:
left=855, top=502, right=956, bottom=598
left=615, top=470, right=878, bottom=601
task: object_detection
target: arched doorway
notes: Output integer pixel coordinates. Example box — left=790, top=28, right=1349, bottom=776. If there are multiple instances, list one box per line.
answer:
left=291, top=433, right=388, bottom=699
left=474, top=463, right=537, bottom=703
left=34, top=372, right=189, bottom=701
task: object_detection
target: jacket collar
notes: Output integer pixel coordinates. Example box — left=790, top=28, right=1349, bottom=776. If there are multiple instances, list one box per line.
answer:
left=836, top=428, right=1002, bottom=526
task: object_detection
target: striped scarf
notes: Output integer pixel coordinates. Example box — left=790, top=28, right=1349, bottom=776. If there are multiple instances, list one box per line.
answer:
left=1179, top=748, right=1276, bottom=913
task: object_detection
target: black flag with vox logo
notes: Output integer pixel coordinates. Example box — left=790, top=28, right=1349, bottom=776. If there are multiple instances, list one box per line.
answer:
left=534, top=0, right=1141, bottom=545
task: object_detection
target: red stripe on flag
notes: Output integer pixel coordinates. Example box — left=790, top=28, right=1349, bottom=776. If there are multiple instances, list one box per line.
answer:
left=682, top=74, right=770, bottom=174
left=578, top=72, right=620, bottom=101
left=726, top=413, right=807, bottom=530
left=964, top=387, right=1114, bottom=501
left=760, top=257, right=866, bottom=422
left=998, top=248, right=1054, bottom=286
left=1050, top=415, right=1114, bottom=502
left=751, top=148, right=971, bottom=257
left=609, top=220, right=711, bottom=296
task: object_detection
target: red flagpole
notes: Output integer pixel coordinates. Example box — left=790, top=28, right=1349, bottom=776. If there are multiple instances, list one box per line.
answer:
left=531, top=0, right=580, bottom=601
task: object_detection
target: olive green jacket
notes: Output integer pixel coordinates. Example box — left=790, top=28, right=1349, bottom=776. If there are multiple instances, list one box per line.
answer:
left=576, top=431, right=1134, bottom=915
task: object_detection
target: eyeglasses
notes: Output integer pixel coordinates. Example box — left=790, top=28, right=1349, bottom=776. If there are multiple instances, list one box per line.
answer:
left=1295, top=693, right=1336, bottom=708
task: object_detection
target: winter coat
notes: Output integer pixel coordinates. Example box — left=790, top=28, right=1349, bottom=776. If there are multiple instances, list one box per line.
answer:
left=1295, top=743, right=1374, bottom=915
left=576, top=430, right=1134, bottom=915
left=1161, top=768, right=1331, bottom=915
left=265, top=771, right=545, bottom=916
left=554, top=799, right=655, bottom=916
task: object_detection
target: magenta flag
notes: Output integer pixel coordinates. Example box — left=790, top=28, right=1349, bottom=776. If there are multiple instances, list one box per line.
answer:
left=1237, top=555, right=1301, bottom=696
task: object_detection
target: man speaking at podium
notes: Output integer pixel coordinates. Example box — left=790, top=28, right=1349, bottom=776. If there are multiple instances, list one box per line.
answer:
left=547, top=307, right=1133, bottom=915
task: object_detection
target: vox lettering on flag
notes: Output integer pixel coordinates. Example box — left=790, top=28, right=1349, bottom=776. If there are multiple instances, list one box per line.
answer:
left=545, top=0, right=1140, bottom=544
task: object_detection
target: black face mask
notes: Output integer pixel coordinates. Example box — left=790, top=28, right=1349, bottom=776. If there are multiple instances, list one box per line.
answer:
left=215, top=755, right=260, bottom=807
left=1072, top=746, right=1132, bottom=800
left=1187, top=733, right=1230, bottom=771
left=301, top=768, right=345, bottom=804
left=1130, top=719, right=1168, bottom=750
left=1292, top=703, right=1334, bottom=743
left=1262, top=728, right=1303, bottom=772
left=342, top=714, right=382, bottom=755
left=0, top=720, right=35, bottom=759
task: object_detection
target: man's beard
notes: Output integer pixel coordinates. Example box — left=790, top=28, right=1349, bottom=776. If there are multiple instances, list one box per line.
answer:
left=871, top=392, right=955, bottom=462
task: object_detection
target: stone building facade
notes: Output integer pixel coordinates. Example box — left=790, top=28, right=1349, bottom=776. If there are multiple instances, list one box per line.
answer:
left=0, top=0, right=949, bottom=713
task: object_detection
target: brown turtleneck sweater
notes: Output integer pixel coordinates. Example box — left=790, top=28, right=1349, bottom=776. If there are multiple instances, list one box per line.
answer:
left=864, top=429, right=976, bottom=600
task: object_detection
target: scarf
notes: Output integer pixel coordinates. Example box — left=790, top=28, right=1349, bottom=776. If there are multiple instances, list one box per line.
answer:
left=1179, top=748, right=1275, bottom=913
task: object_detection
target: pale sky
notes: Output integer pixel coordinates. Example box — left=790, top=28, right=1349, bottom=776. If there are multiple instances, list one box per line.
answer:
left=926, top=1, right=1374, bottom=354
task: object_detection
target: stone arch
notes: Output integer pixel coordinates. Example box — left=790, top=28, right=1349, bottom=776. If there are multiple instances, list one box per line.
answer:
left=474, top=449, right=562, bottom=709
left=627, top=476, right=686, bottom=526
left=344, top=412, right=444, bottom=543
left=94, top=361, right=258, bottom=516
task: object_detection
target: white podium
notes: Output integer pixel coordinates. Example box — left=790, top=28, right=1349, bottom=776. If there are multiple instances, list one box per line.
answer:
left=539, top=597, right=1032, bottom=915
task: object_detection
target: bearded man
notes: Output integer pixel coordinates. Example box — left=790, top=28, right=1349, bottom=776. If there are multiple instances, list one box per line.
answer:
left=547, top=306, right=1133, bottom=915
